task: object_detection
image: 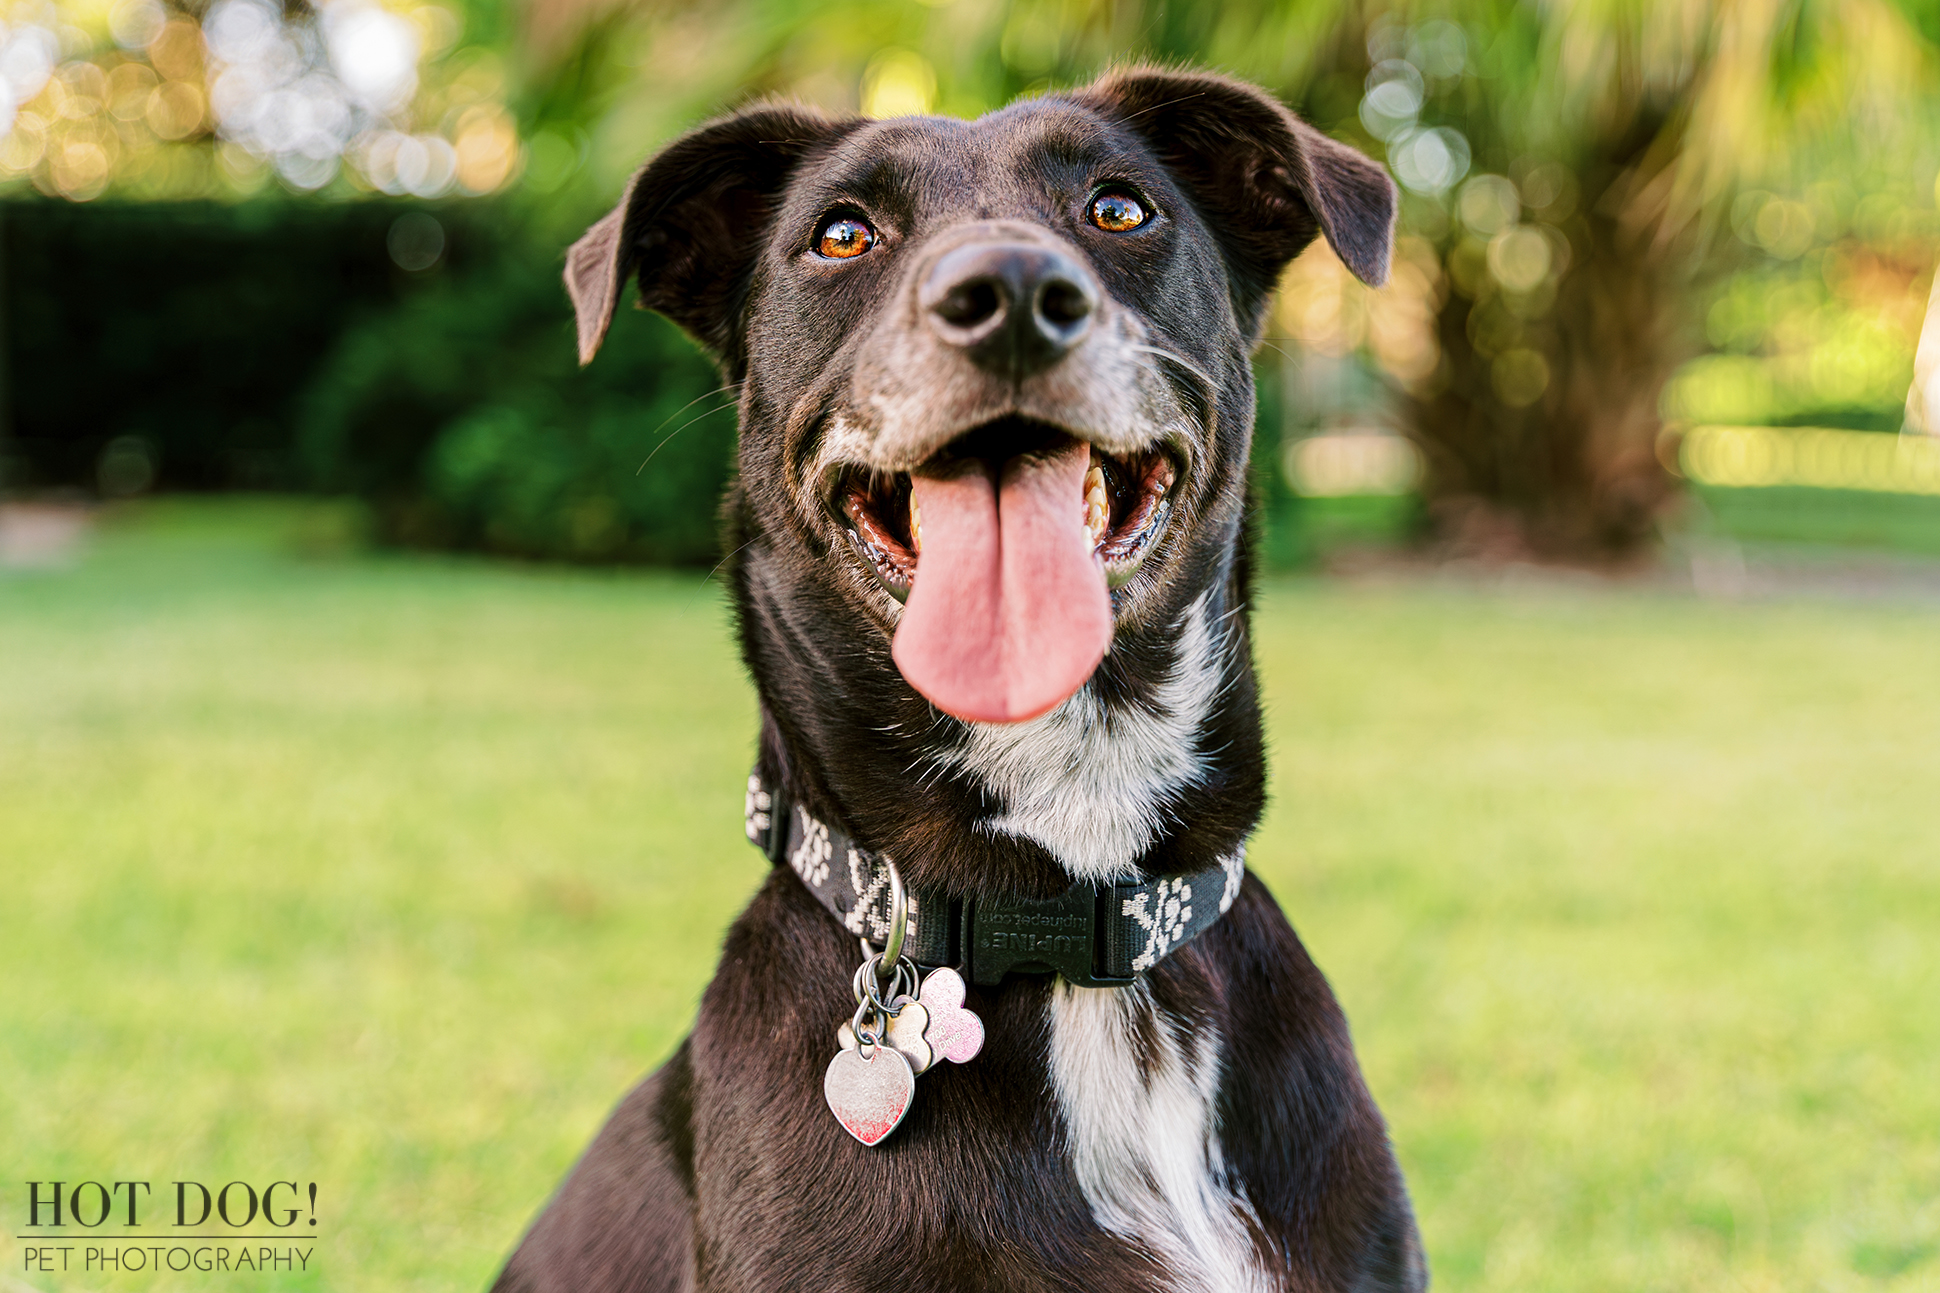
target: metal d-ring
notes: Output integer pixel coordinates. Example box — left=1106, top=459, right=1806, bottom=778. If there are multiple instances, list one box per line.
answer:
left=856, top=859, right=909, bottom=996
left=879, top=859, right=907, bottom=970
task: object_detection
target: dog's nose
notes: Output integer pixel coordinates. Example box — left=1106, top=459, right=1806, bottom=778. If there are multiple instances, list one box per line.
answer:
left=920, top=242, right=1099, bottom=379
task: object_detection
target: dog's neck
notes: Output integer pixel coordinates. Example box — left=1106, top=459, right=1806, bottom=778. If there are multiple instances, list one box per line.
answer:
left=731, top=513, right=1266, bottom=901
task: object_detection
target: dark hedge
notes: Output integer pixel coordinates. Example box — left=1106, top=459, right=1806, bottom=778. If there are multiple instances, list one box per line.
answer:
left=295, top=253, right=731, bottom=564
left=2, top=196, right=735, bottom=564
left=2, top=196, right=508, bottom=490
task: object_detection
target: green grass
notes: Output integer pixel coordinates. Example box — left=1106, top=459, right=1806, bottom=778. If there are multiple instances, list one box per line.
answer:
left=1689, top=485, right=1940, bottom=557
left=3, top=498, right=1937, bottom=1292
left=1254, top=484, right=1940, bottom=568
left=1258, top=493, right=1423, bottom=567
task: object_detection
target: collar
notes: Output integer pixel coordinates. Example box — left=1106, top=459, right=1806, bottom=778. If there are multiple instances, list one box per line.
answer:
left=745, top=770, right=1244, bottom=988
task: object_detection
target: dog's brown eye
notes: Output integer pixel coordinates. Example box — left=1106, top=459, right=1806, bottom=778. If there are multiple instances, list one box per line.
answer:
left=816, top=216, right=876, bottom=259
left=1088, top=190, right=1147, bottom=233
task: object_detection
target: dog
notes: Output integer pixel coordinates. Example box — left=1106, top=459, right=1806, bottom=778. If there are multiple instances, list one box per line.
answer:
left=493, top=66, right=1425, bottom=1293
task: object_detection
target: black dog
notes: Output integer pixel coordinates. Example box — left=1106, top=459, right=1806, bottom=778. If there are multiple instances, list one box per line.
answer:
left=494, top=67, right=1424, bottom=1293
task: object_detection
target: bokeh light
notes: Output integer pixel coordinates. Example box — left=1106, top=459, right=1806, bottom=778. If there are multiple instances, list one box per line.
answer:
left=861, top=49, right=936, bottom=119
left=1284, top=431, right=1423, bottom=497
left=0, top=0, right=519, bottom=200
left=1681, top=424, right=1940, bottom=493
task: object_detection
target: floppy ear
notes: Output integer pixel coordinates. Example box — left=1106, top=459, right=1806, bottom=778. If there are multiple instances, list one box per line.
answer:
left=1075, top=68, right=1397, bottom=336
left=565, top=104, right=863, bottom=369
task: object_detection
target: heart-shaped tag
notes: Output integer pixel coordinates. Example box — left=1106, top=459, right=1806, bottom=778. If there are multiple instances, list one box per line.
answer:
left=838, top=998, right=934, bottom=1074
left=917, top=966, right=985, bottom=1065
left=824, top=1045, right=915, bottom=1146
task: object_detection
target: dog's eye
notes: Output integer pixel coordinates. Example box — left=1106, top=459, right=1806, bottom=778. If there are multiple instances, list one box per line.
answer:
left=816, top=216, right=877, bottom=260
left=1088, top=190, right=1148, bottom=233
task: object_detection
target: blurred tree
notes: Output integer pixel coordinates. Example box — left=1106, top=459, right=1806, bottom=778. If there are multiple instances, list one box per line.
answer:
left=1348, top=0, right=1940, bottom=557
left=532, top=0, right=1940, bottom=561
left=0, top=0, right=526, bottom=202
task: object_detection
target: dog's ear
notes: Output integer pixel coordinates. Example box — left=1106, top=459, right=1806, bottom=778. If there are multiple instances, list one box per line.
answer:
left=565, top=104, right=862, bottom=368
left=1075, top=68, right=1396, bottom=336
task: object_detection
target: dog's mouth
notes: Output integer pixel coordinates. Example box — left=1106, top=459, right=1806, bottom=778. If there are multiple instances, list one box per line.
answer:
left=836, top=418, right=1178, bottom=602
left=832, top=417, right=1178, bottom=723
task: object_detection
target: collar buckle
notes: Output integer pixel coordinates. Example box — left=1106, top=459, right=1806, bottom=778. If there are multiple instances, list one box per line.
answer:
left=963, top=885, right=1135, bottom=988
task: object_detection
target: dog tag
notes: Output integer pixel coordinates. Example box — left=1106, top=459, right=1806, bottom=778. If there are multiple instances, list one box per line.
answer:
left=838, top=997, right=934, bottom=1074
left=916, top=966, right=984, bottom=1065
left=824, top=1044, right=915, bottom=1146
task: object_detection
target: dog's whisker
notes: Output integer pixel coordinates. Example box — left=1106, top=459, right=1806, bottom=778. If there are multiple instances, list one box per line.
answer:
left=639, top=382, right=742, bottom=443
left=1252, top=337, right=1302, bottom=368
left=1126, top=343, right=1216, bottom=393
left=1116, top=88, right=1210, bottom=123
left=636, top=397, right=741, bottom=475
left=701, top=537, right=759, bottom=585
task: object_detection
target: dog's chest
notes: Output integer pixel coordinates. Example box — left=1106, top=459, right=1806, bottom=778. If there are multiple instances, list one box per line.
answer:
left=1047, top=981, right=1274, bottom=1293
left=930, top=595, right=1269, bottom=1286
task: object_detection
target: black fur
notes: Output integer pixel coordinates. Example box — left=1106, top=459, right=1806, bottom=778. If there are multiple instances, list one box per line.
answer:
left=497, top=68, right=1421, bottom=1293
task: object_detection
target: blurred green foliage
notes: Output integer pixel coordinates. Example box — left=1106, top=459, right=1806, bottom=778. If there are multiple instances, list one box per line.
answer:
left=296, top=248, right=730, bottom=563
left=0, top=195, right=729, bottom=565
left=6, top=0, right=1940, bottom=565
left=1667, top=240, right=1933, bottom=431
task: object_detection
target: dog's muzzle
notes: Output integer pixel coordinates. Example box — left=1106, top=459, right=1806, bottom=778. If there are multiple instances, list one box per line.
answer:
left=828, top=226, right=1188, bottom=724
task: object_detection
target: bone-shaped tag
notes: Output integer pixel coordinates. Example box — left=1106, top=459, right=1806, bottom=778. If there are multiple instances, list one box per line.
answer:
left=916, top=966, right=984, bottom=1065
left=838, top=998, right=933, bottom=1074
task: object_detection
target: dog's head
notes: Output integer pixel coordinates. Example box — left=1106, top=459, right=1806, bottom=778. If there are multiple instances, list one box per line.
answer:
left=570, top=69, right=1392, bottom=727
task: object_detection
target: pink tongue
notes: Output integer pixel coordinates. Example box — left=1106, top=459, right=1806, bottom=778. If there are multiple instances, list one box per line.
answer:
left=893, top=442, right=1112, bottom=723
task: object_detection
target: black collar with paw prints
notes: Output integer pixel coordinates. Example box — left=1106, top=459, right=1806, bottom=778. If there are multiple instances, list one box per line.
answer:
left=745, top=770, right=1244, bottom=988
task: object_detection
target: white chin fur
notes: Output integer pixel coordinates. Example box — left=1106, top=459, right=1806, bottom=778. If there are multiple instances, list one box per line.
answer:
left=939, top=593, right=1225, bottom=883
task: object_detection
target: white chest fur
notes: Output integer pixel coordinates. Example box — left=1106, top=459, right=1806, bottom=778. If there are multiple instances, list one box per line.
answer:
left=941, top=594, right=1227, bottom=884
left=937, top=590, right=1263, bottom=1283
left=1047, top=982, right=1273, bottom=1292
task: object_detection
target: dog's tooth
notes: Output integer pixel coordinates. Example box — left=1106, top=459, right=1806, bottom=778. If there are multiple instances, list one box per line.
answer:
left=1083, top=464, right=1109, bottom=550
left=909, top=492, right=922, bottom=554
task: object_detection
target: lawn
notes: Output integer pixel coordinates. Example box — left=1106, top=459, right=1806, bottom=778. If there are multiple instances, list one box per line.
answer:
left=2, top=499, right=1936, bottom=1292
left=1689, top=485, right=1940, bottom=558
